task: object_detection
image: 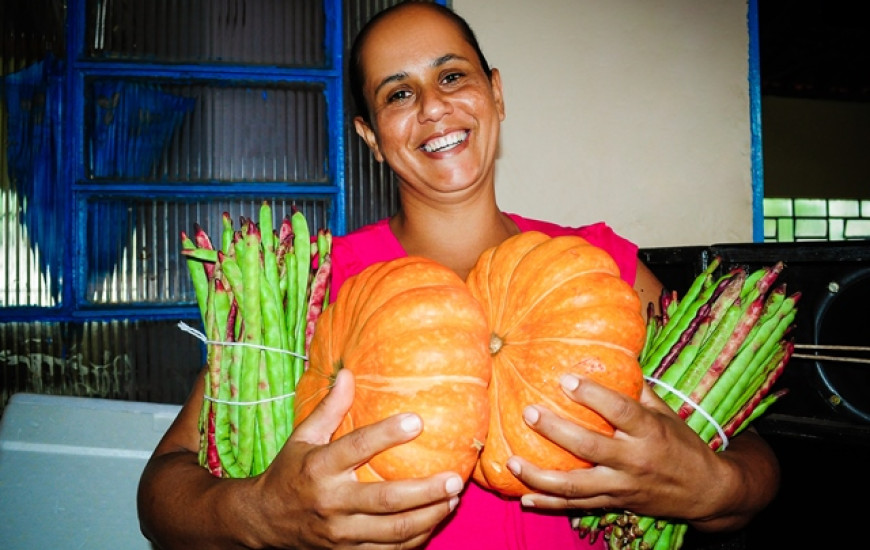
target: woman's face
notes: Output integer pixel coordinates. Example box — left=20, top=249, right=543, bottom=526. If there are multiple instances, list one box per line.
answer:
left=354, top=5, right=505, bottom=199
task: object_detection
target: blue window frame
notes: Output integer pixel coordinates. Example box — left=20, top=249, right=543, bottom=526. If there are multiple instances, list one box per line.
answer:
left=7, top=0, right=344, bottom=320
left=0, top=0, right=445, bottom=410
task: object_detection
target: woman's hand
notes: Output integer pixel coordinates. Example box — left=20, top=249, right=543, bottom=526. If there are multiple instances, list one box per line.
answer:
left=504, top=374, right=779, bottom=532
left=138, top=368, right=464, bottom=550
left=250, top=368, right=464, bottom=549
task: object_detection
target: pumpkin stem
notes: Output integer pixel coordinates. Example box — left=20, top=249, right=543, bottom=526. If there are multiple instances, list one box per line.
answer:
left=489, top=334, right=504, bottom=355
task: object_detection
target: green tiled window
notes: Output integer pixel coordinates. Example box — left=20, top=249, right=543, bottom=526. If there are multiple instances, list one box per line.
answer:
left=763, top=198, right=870, bottom=242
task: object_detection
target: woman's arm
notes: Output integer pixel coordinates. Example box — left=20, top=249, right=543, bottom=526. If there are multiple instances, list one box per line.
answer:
left=137, top=370, right=262, bottom=549
left=633, top=259, right=664, bottom=320
left=137, top=368, right=465, bottom=549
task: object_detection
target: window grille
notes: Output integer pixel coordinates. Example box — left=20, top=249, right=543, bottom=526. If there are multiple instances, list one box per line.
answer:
left=0, top=0, right=441, bottom=413
left=763, top=197, right=870, bottom=242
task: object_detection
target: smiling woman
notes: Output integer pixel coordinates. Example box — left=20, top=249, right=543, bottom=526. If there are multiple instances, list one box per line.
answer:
left=349, top=8, right=505, bottom=252
left=136, top=3, right=781, bottom=549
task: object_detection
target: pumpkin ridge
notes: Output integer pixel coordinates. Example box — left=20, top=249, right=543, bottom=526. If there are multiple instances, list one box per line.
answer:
left=499, top=267, right=621, bottom=340
left=483, top=232, right=550, bottom=335
left=350, top=282, right=482, bottom=343
left=505, top=336, right=639, bottom=355
left=467, top=247, right=497, bottom=327
left=353, top=374, right=489, bottom=392
left=291, top=385, right=331, bottom=422
left=341, top=258, right=400, bottom=325
left=478, top=365, right=516, bottom=487
left=346, top=257, right=455, bottom=329
left=491, top=240, right=621, bottom=344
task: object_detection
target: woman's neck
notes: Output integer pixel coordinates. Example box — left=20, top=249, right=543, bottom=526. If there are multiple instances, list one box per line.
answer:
left=390, top=205, right=519, bottom=280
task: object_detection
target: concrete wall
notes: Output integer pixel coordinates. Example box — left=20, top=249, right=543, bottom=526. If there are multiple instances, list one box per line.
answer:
left=453, top=0, right=754, bottom=247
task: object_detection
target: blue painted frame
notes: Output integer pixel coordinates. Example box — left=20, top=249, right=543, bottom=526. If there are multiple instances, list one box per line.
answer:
left=3, top=0, right=345, bottom=323
left=748, top=0, right=764, bottom=242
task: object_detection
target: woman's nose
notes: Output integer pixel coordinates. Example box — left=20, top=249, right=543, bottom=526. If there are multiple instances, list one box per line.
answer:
left=417, top=88, right=452, bottom=123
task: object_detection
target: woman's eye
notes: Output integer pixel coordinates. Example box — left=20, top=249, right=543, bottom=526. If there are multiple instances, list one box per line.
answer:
left=387, top=89, right=412, bottom=103
left=442, top=72, right=464, bottom=85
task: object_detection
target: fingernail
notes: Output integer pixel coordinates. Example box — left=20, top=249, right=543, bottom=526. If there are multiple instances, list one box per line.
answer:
left=445, top=476, right=463, bottom=495
left=523, top=406, right=540, bottom=425
left=521, top=495, right=535, bottom=508
left=561, top=373, right=580, bottom=391
left=506, top=458, right=521, bottom=476
left=448, top=496, right=459, bottom=511
left=400, top=414, right=422, bottom=433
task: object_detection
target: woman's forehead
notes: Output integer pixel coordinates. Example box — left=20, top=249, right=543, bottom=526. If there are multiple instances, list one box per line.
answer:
left=360, top=8, right=474, bottom=75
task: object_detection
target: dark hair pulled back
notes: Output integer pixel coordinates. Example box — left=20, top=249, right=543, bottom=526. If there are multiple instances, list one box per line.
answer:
left=348, top=1, right=492, bottom=123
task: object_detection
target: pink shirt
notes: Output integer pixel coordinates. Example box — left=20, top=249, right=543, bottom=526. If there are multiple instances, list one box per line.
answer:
left=330, top=214, right=639, bottom=550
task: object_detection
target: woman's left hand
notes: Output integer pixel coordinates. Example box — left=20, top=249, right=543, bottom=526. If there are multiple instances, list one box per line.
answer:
left=505, top=373, right=778, bottom=531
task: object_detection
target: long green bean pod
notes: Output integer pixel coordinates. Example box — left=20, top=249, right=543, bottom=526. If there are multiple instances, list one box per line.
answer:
left=259, top=267, right=290, bottom=444
left=651, top=522, right=674, bottom=550
left=644, top=257, right=720, bottom=363
left=181, top=231, right=210, bottom=326
left=202, top=275, right=223, bottom=475
left=661, top=273, right=745, bottom=410
left=221, top=212, right=234, bottom=254
left=317, top=229, right=333, bottom=306
left=234, top=226, right=266, bottom=475
left=708, top=294, right=798, bottom=428
left=257, top=202, right=291, bottom=443
left=228, top=310, right=244, bottom=458
left=290, top=209, right=311, bottom=384
left=283, top=250, right=299, bottom=415
left=687, top=289, right=789, bottom=434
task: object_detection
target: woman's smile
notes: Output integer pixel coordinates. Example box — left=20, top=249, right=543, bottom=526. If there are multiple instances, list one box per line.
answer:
left=420, top=130, right=470, bottom=154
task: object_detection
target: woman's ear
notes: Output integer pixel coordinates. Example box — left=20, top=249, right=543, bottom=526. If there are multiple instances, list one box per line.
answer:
left=353, top=116, right=384, bottom=162
left=490, top=68, right=506, bottom=122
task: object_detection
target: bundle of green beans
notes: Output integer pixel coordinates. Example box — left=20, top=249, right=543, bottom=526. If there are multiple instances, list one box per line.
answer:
left=573, top=257, right=799, bottom=550
left=181, top=201, right=332, bottom=478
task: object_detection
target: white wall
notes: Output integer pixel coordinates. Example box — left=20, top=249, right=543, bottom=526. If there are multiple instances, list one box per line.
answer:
left=453, top=0, right=753, bottom=248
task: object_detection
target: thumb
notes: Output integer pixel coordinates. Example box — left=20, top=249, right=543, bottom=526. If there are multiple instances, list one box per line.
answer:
left=291, top=368, right=354, bottom=444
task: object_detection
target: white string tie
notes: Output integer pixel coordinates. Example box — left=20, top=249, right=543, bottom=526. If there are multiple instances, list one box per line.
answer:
left=202, top=392, right=296, bottom=406
left=178, top=320, right=303, bottom=406
left=644, top=375, right=729, bottom=450
left=177, top=321, right=308, bottom=360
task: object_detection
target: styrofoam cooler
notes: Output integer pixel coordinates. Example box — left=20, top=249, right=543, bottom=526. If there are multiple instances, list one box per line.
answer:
left=0, top=393, right=180, bottom=549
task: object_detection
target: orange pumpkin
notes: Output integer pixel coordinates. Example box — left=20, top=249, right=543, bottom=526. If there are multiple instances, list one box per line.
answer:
left=293, top=256, right=492, bottom=482
left=465, top=231, right=646, bottom=496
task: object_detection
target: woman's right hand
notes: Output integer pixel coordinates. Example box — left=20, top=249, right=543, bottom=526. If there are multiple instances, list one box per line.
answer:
left=250, top=368, right=464, bottom=548
left=139, top=367, right=463, bottom=550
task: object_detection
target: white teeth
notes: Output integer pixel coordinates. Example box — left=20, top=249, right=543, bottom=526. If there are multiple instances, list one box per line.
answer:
left=422, top=131, right=468, bottom=153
